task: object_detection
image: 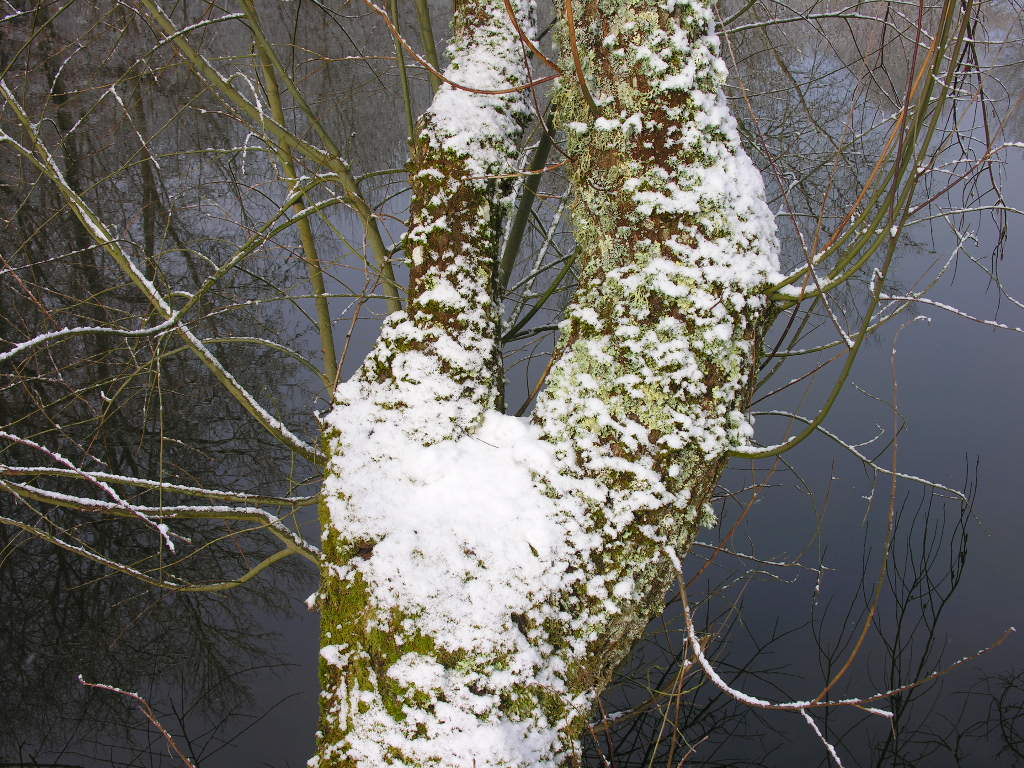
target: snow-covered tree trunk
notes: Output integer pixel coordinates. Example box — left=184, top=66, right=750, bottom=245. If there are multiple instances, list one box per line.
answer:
left=315, top=0, right=780, bottom=764
left=528, top=0, right=781, bottom=722
left=314, top=0, right=537, bottom=763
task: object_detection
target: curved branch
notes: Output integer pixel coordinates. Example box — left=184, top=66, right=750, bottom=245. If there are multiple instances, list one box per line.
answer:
left=357, top=0, right=560, bottom=95
left=0, top=83, right=323, bottom=464
left=0, top=508, right=304, bottom=591
left=768, top=0, right=963, bottom=299
left=502, top=0, right=560, bottom=71
left=0, top=465, right=316, bottom=506
left=0, top=479, right=320, bottom=562
left=564, top=0, right=598, bottom=116
left=134, top=0, right=402, bottom=312
left=0, top=319, right=175, bottom=364
left=750, top=411, right=968, bottom=501
left=666, top=545, right=1015, bottom=713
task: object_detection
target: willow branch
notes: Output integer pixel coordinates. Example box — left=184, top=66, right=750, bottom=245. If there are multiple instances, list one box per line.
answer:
left=242, top=0, right=338, bottom=386
left=0, top=507, right=304, bottom=590
left=137, top=0, right=401, bottom=311
left=0, top=83, right=322, bottom=463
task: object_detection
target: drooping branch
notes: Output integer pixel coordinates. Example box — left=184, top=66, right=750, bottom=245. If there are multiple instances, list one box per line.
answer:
left=0, top=479, right=319, bottom=562
left=241, top=0, right=339, bottom=386
left=0, top=82, right=322, bottom=464
left=768, top=0, right=970, bottom=302
left=135, top=0, right=403, bottom=312
left=0, top=503, right=307, bottom=593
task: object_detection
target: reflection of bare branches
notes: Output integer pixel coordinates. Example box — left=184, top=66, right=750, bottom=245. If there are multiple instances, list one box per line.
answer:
left=671, top=541, right=1013, bottom=713
left=78, top=677, right=197, bottom=768
left=586, top=471, right=1015, bottom=768
left=989, top=671, right=1024, bottom=760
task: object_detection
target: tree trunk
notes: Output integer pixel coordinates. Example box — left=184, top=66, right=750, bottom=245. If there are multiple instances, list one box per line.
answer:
left=314, top=0, right=536, bottom=763
left=315, top=0, right=780, bottom=763
left=529, top=0, right=781, bottom=734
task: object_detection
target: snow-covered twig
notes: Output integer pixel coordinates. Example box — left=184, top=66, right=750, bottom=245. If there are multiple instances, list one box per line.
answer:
left=0, top=465, right=314, bottom=506
left=78, top=676, right=197, bottom=768
left=690, top=540, right=828, bottom=575
left=665, top=544, right=1014, bottom=714
left=749, top=411, right=968, bottom=502
left=0, top=319, right=176, bottom=364
left=0, top=431, right=181, bottom=550
left=0, top=83, right=322, bottom=464
left=726, top=8, right=919, bottom=36
left=879, top=293, right=1024, bottom=333
left=800, top=709, right=845, bottom=767
left=0, top=479, right=320, bottom=562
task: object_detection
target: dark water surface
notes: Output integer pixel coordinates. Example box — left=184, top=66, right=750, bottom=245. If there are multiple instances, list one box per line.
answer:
left=1, top=29, right=1022, bottom=768
left=8, top=192, right=1020, bottom=768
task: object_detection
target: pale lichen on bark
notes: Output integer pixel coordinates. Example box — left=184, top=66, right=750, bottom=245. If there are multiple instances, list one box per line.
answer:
left=315, top=0, right=781, bottom=763
left=530, top=0, right=782, bottom=728
left=468, top=0, right=783, bottom=755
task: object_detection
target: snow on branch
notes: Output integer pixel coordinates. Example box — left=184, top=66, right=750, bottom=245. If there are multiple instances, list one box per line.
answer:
left=0, top=499, right=302, bottom=593
left=0, top=478, right=320, bottom=562
left=664, top=544, right=1015, bottom=738
left=0, top=465, right=315, bottom=506
left=0, top=319, right=176, bottom=364
left=78, top=677, right=197, bottom=768
left=0, top=81, right=322, bottom=464
left=879, top=293, right=1024, bottom=333
left=749, top=410, right=968, bottom=502
left=0, top=431, right=182, bottom=551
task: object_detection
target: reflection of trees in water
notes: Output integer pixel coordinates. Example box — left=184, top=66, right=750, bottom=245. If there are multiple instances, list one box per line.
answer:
left=584, top=485, right=1024, bottom=767
left=986, top=669, right=1024, bottom=762
left=1, top=4, right=318, bottom=763
left=1, top=0, right=1021, bottom=764
left=0, top=529, right=307, bottom=764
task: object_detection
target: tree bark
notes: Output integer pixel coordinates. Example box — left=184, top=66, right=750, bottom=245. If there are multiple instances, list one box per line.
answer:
left=315, top=0, right=534, bottom=763
left=529, top=0, right=781, bottom=750
left=316, top=0, right=780, bottom=763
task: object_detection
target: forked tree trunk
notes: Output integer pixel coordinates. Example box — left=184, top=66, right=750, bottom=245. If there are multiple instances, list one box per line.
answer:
left=315, top=0, right=779, bottom=763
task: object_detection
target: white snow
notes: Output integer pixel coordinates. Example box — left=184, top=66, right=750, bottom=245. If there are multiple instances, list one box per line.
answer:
left=315, top=0, right=786, bottom=761
left=323, top=410, right=566, bottom=652
left=419, top=0, right=535, bottom=179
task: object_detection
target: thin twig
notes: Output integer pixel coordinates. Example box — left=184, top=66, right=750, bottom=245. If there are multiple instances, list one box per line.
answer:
left=78, top=677, right=197, bottom=768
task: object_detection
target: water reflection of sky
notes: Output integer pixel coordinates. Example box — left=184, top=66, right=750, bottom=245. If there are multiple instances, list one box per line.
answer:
left=5, top=107, right=1022, bottom=768
left=206, top=163, right=1024, bottom=768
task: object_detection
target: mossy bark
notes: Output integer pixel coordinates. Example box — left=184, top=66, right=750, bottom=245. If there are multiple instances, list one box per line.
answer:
left=313, top=0, right=534, bottom=764
left=529, top=0, right=781, bottom=756
left=315, top=0, right=780, bottom=764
